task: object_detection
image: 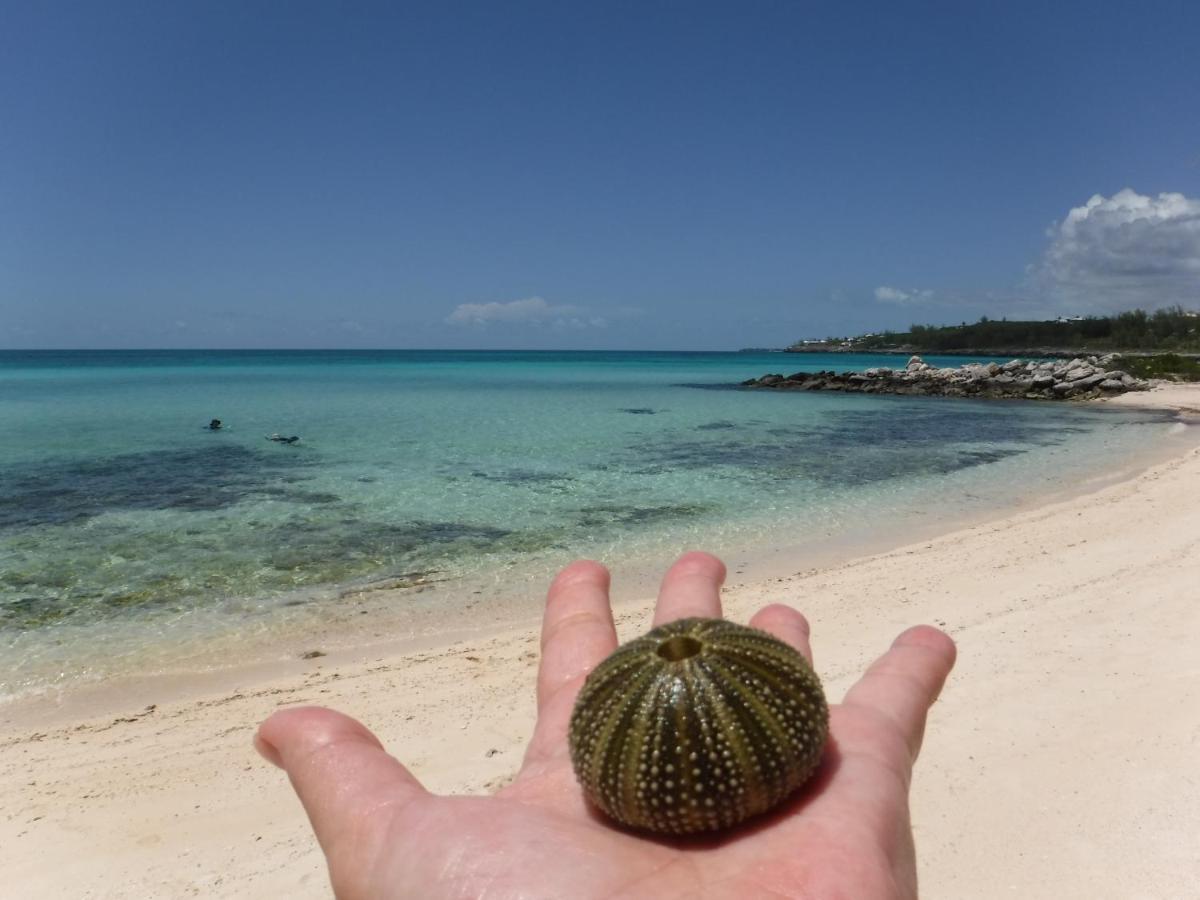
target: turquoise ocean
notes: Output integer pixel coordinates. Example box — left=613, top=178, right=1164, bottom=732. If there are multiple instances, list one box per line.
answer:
left=0, top=350, right=1183, bottom=700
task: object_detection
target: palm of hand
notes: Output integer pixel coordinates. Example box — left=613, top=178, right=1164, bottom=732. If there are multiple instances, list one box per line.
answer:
left=257, top=553, right=955, bottom=899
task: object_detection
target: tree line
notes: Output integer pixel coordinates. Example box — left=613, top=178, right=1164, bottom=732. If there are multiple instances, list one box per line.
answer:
left=841, top=307, right=1200, bottom=352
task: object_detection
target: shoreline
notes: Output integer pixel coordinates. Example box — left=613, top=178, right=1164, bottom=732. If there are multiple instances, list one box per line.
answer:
left=2, top=384, right=1199, bottom=897
left=3, top=395, right=1191, bottom=727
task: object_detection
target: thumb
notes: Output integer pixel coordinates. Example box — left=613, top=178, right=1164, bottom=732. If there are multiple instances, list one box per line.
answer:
left=256, top=706, right=429, bottom=861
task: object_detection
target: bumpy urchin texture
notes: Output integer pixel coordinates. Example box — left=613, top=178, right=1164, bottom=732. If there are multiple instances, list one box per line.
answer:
left=568, top=617, right=828, bottom=835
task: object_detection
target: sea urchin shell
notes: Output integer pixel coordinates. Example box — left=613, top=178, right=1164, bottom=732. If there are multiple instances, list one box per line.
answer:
left=568, top=617, right=828, bottom=835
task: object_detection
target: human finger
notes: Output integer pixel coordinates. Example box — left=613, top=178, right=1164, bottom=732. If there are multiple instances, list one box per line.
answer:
left=749, top=603, right=814, bottom=666
left=651, top=551, right=725, bottom=625
left=536, top=560, right=619, bottom=711
left=523, top=561, right=619, bottom=767
left=840, top=625, right=957, bottom=761
left=256, top=706, right=429, bottom=860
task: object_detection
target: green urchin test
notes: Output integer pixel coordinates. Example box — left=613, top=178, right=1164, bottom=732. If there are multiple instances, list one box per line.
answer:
left=568, top=617, right=829, bottom=835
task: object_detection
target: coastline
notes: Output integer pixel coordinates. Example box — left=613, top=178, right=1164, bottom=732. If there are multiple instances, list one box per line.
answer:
left=2, top=384, right=1199, bottom=897
left=3, top=393, right=1187, bottom=724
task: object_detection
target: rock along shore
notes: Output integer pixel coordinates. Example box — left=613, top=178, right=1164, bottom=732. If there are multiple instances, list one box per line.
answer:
left=741, top=354, right=1151, bottom=401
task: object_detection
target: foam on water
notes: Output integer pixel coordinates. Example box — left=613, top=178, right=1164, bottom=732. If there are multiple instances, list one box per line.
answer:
left=0, top=350, right=1181, bottom=698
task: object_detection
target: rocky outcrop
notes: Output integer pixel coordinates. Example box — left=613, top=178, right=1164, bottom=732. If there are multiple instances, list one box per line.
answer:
left=741, top=355, right=1150, bottom=401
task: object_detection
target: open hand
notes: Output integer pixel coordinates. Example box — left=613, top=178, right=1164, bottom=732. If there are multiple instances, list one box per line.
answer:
left=256, top=552, right=955, bottom=899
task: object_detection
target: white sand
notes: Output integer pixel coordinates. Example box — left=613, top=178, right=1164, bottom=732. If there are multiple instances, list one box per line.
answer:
left=2, top=385, right=1198, bottom=899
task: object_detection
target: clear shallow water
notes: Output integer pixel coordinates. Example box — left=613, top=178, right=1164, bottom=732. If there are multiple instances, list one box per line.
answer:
left=0, top=350, right=1178, bottom=696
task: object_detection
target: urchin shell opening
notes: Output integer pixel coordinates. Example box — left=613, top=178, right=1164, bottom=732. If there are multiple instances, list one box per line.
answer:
left=656, top=634, right=703, bottom=662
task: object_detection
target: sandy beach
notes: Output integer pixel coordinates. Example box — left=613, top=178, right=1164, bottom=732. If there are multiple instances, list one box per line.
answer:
left=3, top=385, right=1199, bottom=899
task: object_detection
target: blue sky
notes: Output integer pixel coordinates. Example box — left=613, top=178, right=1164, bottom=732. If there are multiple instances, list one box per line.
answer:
left=2, top=1, right=1198, bottom=349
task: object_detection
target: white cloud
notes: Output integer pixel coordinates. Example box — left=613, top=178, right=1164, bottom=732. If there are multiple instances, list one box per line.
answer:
left=446, top=296, right=594, bottom=327
left=444, top=296, right=637, bottom=330
left=874, top=285, right=935, bottom=305
left=1032, top=188, right=1200, bottom=312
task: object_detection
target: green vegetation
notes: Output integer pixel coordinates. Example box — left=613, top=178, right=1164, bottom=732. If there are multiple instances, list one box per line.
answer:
left=799, top=307, right=1200, bottom=354
left=1114, top=353, right=1200, bottom=381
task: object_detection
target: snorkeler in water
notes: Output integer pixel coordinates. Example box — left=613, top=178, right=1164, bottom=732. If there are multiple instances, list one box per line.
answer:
left=207, top=419, right=223, bottom=430
left=266, top=433, right=300, bottom=444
